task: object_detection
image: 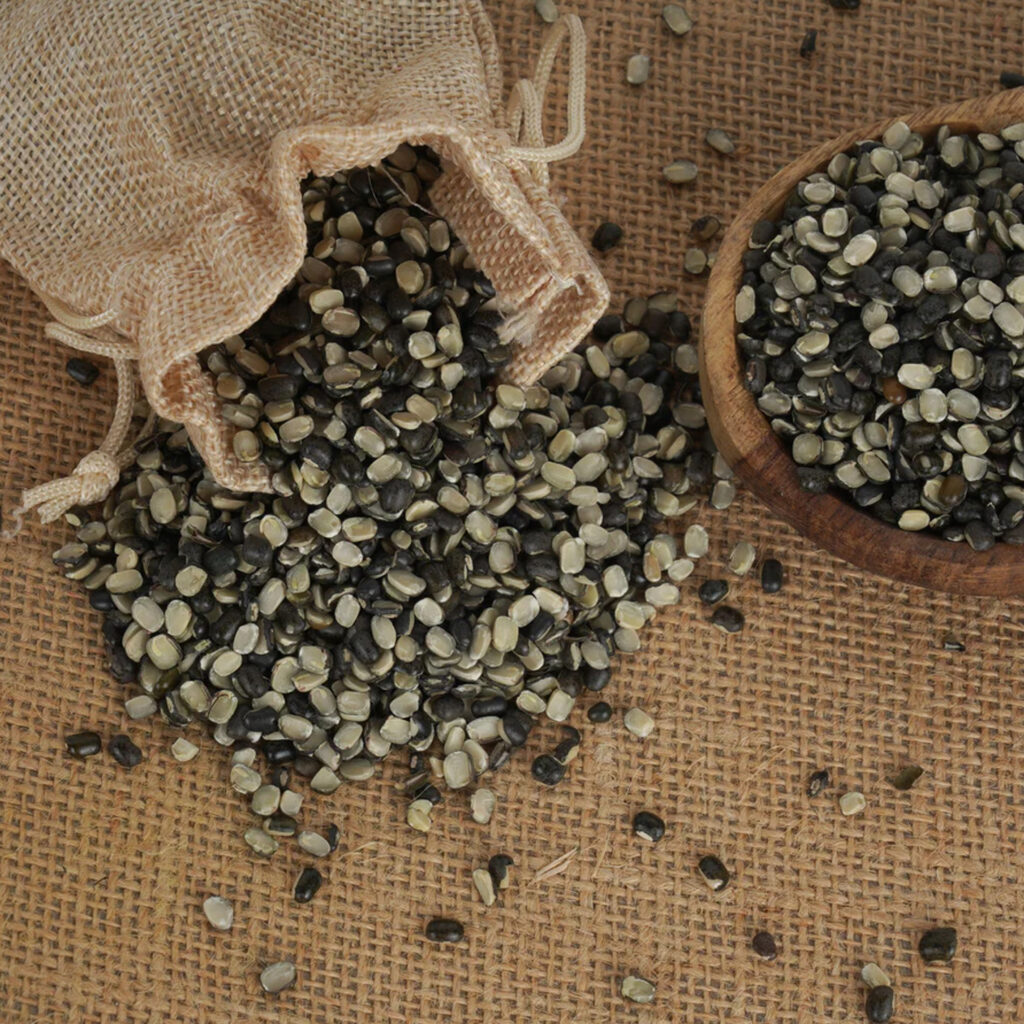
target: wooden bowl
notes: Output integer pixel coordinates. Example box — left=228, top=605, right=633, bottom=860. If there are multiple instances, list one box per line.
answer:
left=700, top=91, right=1024, bottom=596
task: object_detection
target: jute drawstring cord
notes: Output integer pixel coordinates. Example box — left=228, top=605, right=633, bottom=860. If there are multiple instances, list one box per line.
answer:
left=498, top=13, right=589, bottom=344
left=507, top=14, right=588, bottom=190
left=1, top=298, right=145, bottom=539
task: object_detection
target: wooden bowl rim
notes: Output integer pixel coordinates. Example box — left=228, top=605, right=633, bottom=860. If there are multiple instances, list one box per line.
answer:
left=700, top=90, right=1024, bottom=597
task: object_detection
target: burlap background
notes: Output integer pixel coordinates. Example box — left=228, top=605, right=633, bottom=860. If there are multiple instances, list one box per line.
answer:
left=3, top=1, right=1024, bottom=1021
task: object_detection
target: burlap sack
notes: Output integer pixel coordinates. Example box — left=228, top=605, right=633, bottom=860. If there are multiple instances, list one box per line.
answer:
left=0, top=0, right=607, bottom=530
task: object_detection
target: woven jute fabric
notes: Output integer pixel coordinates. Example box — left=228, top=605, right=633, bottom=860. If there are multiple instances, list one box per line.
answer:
left=0, top=0, right=607, bottom=515
left=3, top=0, right=1024, bottom=1021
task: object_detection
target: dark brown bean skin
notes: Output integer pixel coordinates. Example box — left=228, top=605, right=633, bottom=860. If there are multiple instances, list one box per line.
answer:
left=919, top=926, right=957, bottom=963
left=865, top=985, right=894, bottom=1022
left=697, top=854, right=730, bottom=891
left=488, top=854, right=514, bottom=890
left=698, top=578, right=729, bottom=604
left=807, top=769, right=830, bottom=797
left=66, top=731, right=102, bottom=758
left=294, top=867, right=322, bottom=904
left=592, top=222, right=623, bottom=252
left=632, top=811, right=666, bottom=842
left=711, top=606, right=744, bottom=633
left=108, top=734, right=142, bottom=769
left=425, top=918, right=464, bottom=942
left=892, top=765, right=924, bottom=791
left=531, top=754, right=566, bottom=785
left=760, top=558, right=784, bottom=593
left=751, top=931, right=778, bottom=961
left=66, top=357, right=99, bottom=385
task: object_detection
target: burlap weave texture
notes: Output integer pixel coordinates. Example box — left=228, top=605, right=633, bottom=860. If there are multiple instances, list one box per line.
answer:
left=3, top=1, right=1024, bottom=1022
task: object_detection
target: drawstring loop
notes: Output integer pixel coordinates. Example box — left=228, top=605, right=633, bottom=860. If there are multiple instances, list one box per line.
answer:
left=2, top=299, right=144, bottom=539
left=507, top=14, right=588, bottom=188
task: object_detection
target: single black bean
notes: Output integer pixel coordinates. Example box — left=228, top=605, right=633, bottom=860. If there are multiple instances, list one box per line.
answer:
left=425, top=918, right=464, bottom=942
left=697, top=854, right=730, bottom=891
left=710, top=606, right=744, bottom=634
left=432, top=693, right=464, bottom=722
left=965, top=519, right=995, bottom=552
left=918, top=926, right=957, bottom=963
left=760, top=558, right=784, bottom=593
left=488, top=853, right=515, bottom=890
left=698, top=579, right=729, bottom=605
left=744, top=356, right=768, bottom=394
left=807, top=769, right=830, bottom=797
left=243, top=706, right=278, bottom=733
left=587, top=701, right=613, bottom=723
left=66, top=731, right=102, bottom=758
left=66, top=357, right=99, bottom=385
left=751, top=931, right=778, bottom=961
left=262, top=739, right=297, bottom=764
left=582, top=666, right=611, bottom=692
left=892, top=764, right=924, bottom=791
left=865, top=985, right=894, bottom=1022
left=750, top=220, right=777, bottom=246
left=668, top=310, right=692, bottom=341
left=845, top=185, right=876, bottom=216
left=798, top=28, right=817, bottom=58
left=531, top=754, right=566, bottom=786
left=471, top=696, right=508, bottom=718
left=325, top=823, right=342, bottom=851
left=593, top=313, right=623, bottom=340
left=501, top=709, right=533, bottom=747
left=294, top=867, right=323, bottom=904
left=242, top=534, right=273, bottom=568
left=552, top=736, right=580, bottom=765
left=258, top=374, right=300, bottom=402
left=632, top=811, right=666, bottom=842
left=108, top=734, right=143, bottom=769
left=412, top=782, right=443, bottom=805
left=592, top=221, right=623, bottom=252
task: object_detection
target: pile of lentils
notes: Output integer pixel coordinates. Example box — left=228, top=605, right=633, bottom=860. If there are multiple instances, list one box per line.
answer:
left=53, top=145, right=725, bottom=851
left=737, top=120, right=1024, bottom=549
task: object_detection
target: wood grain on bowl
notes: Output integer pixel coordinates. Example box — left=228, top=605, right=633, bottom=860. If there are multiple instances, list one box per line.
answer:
left=700, top=90, right=1024, bottom=596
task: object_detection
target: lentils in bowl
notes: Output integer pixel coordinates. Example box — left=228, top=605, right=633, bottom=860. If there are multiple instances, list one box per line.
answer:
left=736, top=119, right=1024, bottom=550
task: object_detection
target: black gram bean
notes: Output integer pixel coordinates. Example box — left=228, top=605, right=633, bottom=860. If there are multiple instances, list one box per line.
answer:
left=294, top=867, right=323, bottom=904
left=66, top=731, right=102, bottom=758
left=425, top=918, right=464, bottom=942
left=108, top=734, right=143, bottom=769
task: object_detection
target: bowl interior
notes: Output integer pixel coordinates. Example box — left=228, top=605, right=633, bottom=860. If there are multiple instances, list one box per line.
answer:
left=699, top=91, right=1024, bottom=597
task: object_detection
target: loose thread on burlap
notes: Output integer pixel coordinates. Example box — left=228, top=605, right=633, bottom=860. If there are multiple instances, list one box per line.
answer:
left=1, top=297, right=147, bottom=540
left=530, top=845, right=580, bottom=886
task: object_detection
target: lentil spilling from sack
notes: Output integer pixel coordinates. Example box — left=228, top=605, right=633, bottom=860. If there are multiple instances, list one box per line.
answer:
left=737, top=120, right=1024, bottom=549
left=53, top=147, right=720, bottom=844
